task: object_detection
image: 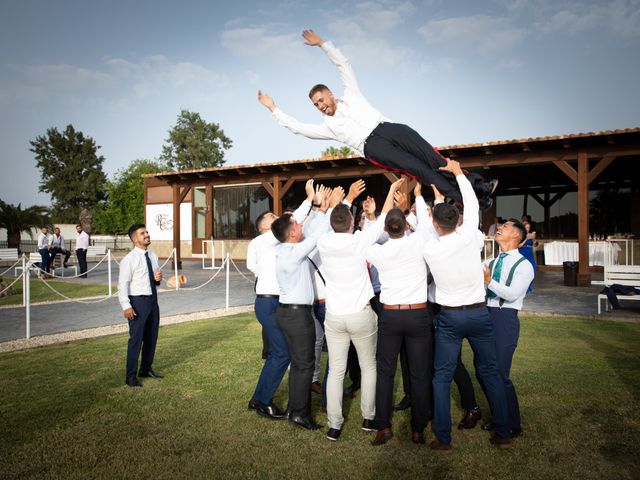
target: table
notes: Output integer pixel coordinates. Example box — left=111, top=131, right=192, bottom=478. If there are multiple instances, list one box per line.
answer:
left=543, top=241, right=621, bottom=266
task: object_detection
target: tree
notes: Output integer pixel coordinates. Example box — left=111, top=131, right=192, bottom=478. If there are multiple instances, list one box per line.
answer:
left=160, top=110, right=232, bottom=171
left=0, top=199, right=50, bottom=250
left=30, top=125, right=107, bottom=223
left=93, top=160, right=163, bottom=234
left=321, top=146, right=354, bottom=158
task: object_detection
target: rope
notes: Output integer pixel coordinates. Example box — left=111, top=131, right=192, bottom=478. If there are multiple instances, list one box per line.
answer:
left=178, top=258, right=228, bottom=291
left=0, top=272, right=23, bottom=296
left=228, top=258, right=256, bottom=284
left=36, top=276, right=119, bottom=304
left=158, top=250, right=175, bottom=270
left=31, top=252, right=110, bottom=279
left=0, top=256, right=24, bottom=276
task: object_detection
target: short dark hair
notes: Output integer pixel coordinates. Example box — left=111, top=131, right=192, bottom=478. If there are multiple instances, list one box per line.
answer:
left=508, top=218, right=527, bottom=243
left=433, top=203, right=459, bottom=233
left=385, top=208, right=406, bottom=238
left=76, top=224, right=82, bottom=228
left=255, top=211, right=272, bottom=232
left=271, top=214, right=293, bottom=243
left=128, top=223, right=146, bottom=240
left=309, top=84, right=330, bottom=99
left=330, top=204, right=352, bottom=233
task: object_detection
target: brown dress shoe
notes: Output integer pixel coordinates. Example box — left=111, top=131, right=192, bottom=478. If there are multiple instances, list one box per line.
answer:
left=411, top=432, right=425, bottom=444
left=489, top=434, right=513, bottom=448
left=457, top=406, right=482, bottom=430
left=311, top=381, right=322, bottom=395
left=372, top=428, right=393, bottom=446
left=429, top=440, right=453, bottom=453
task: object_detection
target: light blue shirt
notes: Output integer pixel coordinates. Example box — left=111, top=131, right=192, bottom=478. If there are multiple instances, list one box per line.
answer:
left=276, top=211, right=331, bottom=305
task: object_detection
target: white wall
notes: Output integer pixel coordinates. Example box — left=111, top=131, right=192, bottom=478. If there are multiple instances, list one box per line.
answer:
left=146, top=203, right=192, bottom=242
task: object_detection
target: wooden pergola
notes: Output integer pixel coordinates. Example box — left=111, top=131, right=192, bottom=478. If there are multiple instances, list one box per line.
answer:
left=144, top=128, right=640, bottom=285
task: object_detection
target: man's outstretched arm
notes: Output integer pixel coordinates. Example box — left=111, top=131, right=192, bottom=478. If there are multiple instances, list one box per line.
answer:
left=257, top=90, right=334, bottom=140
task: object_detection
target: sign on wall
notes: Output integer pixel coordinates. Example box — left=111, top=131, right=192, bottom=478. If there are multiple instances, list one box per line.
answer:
left=146, top=203, right=192, bottom=241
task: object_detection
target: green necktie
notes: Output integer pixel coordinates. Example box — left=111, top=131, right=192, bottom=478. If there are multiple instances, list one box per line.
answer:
left=486, top=253, right=508, bottom=299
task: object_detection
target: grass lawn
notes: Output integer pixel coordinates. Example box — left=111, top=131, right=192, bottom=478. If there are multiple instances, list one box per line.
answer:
left=1, top=313, right=639, bottom=479
left=0, top=279, right=115, bottom=306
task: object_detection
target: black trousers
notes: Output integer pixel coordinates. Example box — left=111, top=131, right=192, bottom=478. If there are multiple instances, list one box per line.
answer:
left=76, top=248, right=87, bottom=277
left=276, top=305, right=316, bottom=418
left=126, top=295, right=160, bottom=379
left=364, top=122, right=484, bottom=203
left=375, top=308, right=433, bottom=432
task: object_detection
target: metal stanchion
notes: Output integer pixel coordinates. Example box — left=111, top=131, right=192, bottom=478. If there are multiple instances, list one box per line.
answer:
left=173, top=248, right=179, bottom=290
left=225, top=253, right=230, bottom=309
left=107, top=249, right=113, bottom=297
left=22, top=254, right=26, bottom=307
left=25, top=259, right=31, bottom=340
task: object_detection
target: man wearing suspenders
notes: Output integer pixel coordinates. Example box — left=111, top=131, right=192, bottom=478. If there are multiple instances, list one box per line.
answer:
left=483, top=219, right=535, bottom=438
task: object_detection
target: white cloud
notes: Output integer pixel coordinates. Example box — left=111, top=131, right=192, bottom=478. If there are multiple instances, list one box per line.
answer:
left=352, top=1, right=416, bottom=32
left=220, top=27, right=299, bottom=57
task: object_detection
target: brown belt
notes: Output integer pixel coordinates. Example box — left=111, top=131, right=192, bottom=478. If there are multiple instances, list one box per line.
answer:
left=441, top=301, right=486, bottom=311
left=315, top=299, right=325, bottom=305
left=383, top=302, right=427, bottom=310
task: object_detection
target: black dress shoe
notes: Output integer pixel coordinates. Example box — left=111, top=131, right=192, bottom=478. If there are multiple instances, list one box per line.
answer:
left=481, top=422, right=495, bottom=431
left=326, top=428, right=341, bottom=441
left=372, top=428, right=393, bottom=446
left=126, top=376, right=142, bottom=387
left=248, top=399, right=259, bottom=411
left=511, top=426, right=523, bottom=438
left=457, top=406, right=482, bottom=430
left=343, top=383, right=360, bottom=399
left=311, top=381, right=322, bottom=395
left=289, top=415, right=320, bottom=430
left=253, top=400, right=287, bottom=420
left=361, top=419, right=376, bottom=432
left=489, top=433, right=512, bottom=448
left=411, top=431, right=426, bottom=444
left=139, top=369, right=163, bottom=378
left=393, top=395, right=411, bottom=411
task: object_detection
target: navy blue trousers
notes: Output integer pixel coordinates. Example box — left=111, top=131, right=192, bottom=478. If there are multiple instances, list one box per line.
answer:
left=432, top=306, right=509, bottom=443
left=126, top=295, right=160, bottom=379
left=487, top=306, right=521, bottom=431
left=252, top=297, right=291, bottom=405
left=39, top=248, right=52, bottom=273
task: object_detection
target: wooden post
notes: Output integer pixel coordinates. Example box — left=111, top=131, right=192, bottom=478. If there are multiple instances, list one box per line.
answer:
left=172, top=184, right=181, bottom=268
left=273, top=175, right=281, bottom=215
left=577, top=152, right=590, bottom=285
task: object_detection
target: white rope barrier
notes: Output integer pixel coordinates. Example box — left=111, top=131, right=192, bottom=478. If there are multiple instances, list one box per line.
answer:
left=178, top=257, right=228, bottom=291
left=228, top=257, right=256, bottom=284
left=35, top=276, right=119, bottom=304
left=0, top=256, right=24, bottom=276
left=158, top=250, right=175, bottom=270
left=0, top=272, right=23, bottom=296
left=31, top=252, right=110, bottom=279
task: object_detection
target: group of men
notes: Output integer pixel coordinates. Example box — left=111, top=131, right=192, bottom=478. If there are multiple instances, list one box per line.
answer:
left=36, top=224, right=89, bottom=278
left=246, top=158, right=534, bottom=451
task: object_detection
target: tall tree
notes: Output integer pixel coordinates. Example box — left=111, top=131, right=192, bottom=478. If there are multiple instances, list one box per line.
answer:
left=30, top=124, right=107, bottom=222
left=160, top=110, right=232, bottom=171
left=0, top=199, right=50, bottom=250
left=93, top=159, right=162, bottom=234
left=321, top=146, right=354, bottom=158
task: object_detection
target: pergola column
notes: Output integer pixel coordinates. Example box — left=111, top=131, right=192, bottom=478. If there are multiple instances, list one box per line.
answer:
left=172, top=184, right=191, bottom=268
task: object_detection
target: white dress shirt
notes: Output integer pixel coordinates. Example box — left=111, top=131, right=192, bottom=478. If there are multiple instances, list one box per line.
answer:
left=420, top=174, right=486, bottom=307
left=51, top=234, right=66, bottom=250
left=247, top=231, right=280, bottom=296
left=271, top=41, right=389, bottom=153
left=276, top=211, right=331, bottom=305
left=118, top=247, right=160, bottom=311
left=317, top=213, right=387, bottom=315
left=37, top=233, right=51, bottom=250
left=485, top=249, right=535, bottom=310
left=307, top=249, right=326, bottom=301
left=76, top=231, right=89, bottom=249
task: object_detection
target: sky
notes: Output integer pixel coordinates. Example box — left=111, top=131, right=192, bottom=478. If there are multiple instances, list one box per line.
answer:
left=1, top=0, right=638, bottom=207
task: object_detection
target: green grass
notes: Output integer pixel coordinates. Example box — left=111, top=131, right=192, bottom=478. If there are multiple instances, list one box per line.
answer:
left=1, top=314, right=639, bottom=479
left=0, top=278, right=115, bottom=306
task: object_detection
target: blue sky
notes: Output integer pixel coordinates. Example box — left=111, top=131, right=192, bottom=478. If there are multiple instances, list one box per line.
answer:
left=1, top=0, right=639, bottom=207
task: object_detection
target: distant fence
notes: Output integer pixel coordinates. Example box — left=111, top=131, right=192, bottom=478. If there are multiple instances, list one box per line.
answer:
left=0, top=236, right=131, bottom=253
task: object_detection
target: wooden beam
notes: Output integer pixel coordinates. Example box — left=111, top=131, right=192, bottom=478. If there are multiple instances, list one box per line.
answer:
left=577, top=152, right=590, bottom=285
left=384, top=172, right=399, bottom=183
left=261, top=181, right=274, bottom=198
left=172, top=184, right=182, bottom=268
left=587, top=155, right=616, bottom=185
left=280, top=178, right=296, bottom=199
left=553, top=160, right=578, bottom=184
left=272, top=175, right=282, bottom=215
left=179, top=186, right=191, bottom=204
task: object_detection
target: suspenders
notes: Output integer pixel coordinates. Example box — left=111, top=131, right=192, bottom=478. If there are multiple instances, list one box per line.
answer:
left=488, top=256, right=527, bottom=306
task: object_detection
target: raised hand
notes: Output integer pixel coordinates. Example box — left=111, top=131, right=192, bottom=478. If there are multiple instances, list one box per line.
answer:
left=438, top=158, right=463, bottom=176
left=313, top=183, right=328, bottom=206
left=363, top=196, right=376, bottom=218
left=330, top=186, right=345, bottom=208
left=394, top=191, right=409, bottom=211
left=302, top=29, right=324, bottom=47
left=257, top=90, right=276, bottom=112
left=346, top=179, right=366, bottom=203
left=430, top=184, right=445, bottom=203
left=414, top=182, right=422, bottom=198
left=305, top=179, right=315, bottom=202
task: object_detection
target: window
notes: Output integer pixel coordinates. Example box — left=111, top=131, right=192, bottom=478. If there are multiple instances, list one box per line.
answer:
left=214, top=185, right=272, bottom=238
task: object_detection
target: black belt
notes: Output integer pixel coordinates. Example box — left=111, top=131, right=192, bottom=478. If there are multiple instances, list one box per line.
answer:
left=278, top=303, right=312, bottom=310
left=129, top=295, right=152, bottom=298
left=257, top=294, right=279, bottom=299
left=441, top=301, right=486, bottom=311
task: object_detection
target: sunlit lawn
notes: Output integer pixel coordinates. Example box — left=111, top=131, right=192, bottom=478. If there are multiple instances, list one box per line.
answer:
left=0, top=278, right=114, bottom=306
left=1, top=313, right=639, bottom=479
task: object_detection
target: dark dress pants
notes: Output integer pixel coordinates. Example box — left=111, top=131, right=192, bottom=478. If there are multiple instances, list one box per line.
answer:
left=313, top=302, right=329, bottom=408
left=487, top=306, right=521, bottom=430
left=432, top=306, right=509, bottom=444
left=375, top=308, right=433, bottom=432
left=126, top=295, right=160, bottom=379
left=252, top=297, right=290, bottom=405
left=76, top=248, right=88, bottom=277
left=276, top=305, right=316, bottom=418
left=38, top=249, right=50, bottom=274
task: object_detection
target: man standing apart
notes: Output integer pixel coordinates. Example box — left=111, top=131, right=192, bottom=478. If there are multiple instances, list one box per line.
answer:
left=118, top=224, right=163, bottom=387
left=257, top=29, right=496, bottom=208
left=271, top=185, right=337, bottom=430
left=482, top=219, right=534, bottom=438
left=420, top=159, right=511, bottom=451
left=75, top=224, right=89, bottom=278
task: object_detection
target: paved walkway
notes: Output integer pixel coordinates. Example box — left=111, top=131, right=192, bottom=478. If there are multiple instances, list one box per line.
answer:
left=1, top=260, right=638, bottom=345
